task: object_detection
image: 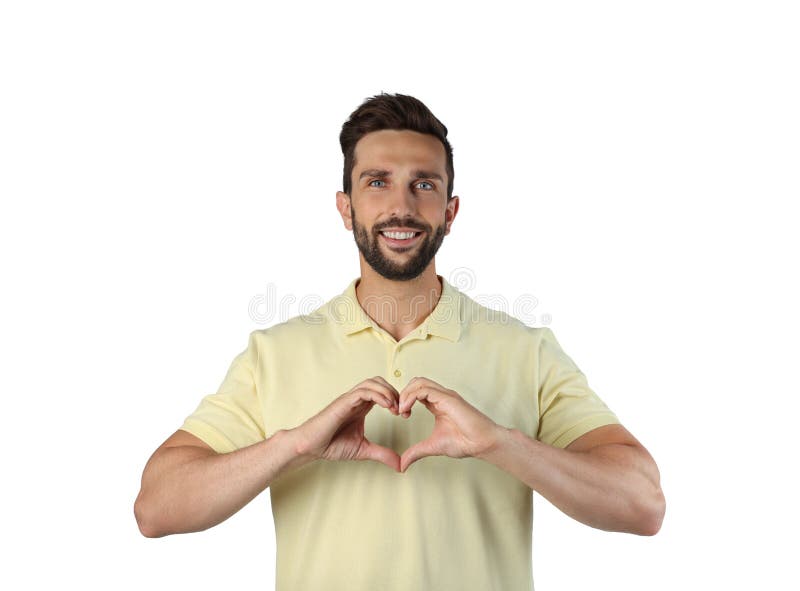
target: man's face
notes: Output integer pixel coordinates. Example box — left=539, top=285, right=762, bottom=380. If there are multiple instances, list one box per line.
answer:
left=336, top=129, right=459, bottom=281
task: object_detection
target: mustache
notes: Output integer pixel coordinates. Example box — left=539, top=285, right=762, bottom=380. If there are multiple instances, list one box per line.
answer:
left=374, top=219, right=428, bottom=232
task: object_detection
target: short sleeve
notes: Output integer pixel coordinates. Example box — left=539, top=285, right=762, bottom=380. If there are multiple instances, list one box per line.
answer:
left=536, top=327, right=620, bottom=448
left=179, top=331, right=265, bottom=454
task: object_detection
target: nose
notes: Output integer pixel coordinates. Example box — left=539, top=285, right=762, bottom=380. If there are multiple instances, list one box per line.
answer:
left=385, top=183, right=418, bottom=219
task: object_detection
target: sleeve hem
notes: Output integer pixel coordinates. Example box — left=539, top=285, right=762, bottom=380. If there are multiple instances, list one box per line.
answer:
left=549, top=414, right=621, bottom=449
left=179, top=420, right=236, bottom=454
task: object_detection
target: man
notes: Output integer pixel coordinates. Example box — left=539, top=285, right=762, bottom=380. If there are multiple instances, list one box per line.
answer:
left=134, top=93, right=665, bottom=590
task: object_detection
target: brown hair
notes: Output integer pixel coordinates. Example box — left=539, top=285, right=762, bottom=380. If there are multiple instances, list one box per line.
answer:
left=339, top=93, right=455, bottom=199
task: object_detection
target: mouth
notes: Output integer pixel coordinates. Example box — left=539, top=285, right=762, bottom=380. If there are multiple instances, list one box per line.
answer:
left=379, top=230, right=424, bottom=249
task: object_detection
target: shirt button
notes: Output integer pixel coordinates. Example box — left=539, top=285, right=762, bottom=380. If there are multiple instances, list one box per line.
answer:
left=394, top=369, right=402, bottom=377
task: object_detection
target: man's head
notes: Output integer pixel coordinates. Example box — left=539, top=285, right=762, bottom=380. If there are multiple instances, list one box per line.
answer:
left=336, top=93, right=459, bottom=281
left=339, top=93, right=455, bottom=200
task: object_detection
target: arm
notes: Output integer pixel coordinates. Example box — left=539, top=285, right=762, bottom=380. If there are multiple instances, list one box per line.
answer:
left=396, top=379, right=664, bottom=535
left=134, top=377, right=402, bottom=538
left=134, top=428, right=310, bottom=538
left=477, top=423, right=666, bottom=536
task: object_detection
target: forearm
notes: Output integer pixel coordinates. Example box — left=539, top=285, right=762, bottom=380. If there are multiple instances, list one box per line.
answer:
left=478, top=428, right=665, bottom=536
left=135, top=429, right=311, bottom=538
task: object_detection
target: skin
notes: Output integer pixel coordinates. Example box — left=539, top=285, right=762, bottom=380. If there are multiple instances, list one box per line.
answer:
left=135, top=128, right=665, bottom=539
left=335, top=129, right=459, bottom=343
left=325, top=129, right=665, bottom=534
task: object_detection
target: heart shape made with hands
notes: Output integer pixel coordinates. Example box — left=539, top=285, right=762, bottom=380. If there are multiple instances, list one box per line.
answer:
left=370, top=376, right=500, bottom=473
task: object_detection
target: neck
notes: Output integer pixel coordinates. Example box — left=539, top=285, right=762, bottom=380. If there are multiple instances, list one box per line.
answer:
left=355, top=263, right=442, bottom=341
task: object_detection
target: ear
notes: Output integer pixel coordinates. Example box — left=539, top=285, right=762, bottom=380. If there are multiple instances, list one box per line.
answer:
left=444, top=195, right=459, bottom=236
left=336, top=191, right=353, bottom=231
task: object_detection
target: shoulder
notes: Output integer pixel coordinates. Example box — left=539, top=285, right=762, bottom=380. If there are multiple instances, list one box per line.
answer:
left=246, top=305, right=334, bottom=350
left=458, top=288, right=550, bottom=343
left=269, top=310, right=332, bottom=335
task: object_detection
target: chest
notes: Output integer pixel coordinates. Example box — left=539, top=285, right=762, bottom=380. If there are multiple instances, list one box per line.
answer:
left=255, top=331, right=539, bottom=444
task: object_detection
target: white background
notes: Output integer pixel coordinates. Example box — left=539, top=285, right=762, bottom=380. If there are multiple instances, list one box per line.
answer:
left=2, top=1, right=798, bottom=589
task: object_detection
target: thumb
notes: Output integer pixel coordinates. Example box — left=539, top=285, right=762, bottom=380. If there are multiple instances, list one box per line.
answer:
left=400, top=439, right=435, bottom=473
left=358, top=440, right=401, bottom=472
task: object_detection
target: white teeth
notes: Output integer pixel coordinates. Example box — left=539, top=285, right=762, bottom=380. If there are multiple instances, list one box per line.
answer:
left=382, top=231, right=417, bottom=240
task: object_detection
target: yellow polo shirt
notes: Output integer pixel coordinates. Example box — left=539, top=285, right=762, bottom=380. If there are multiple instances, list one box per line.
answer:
left=180, top=275, right=620, bottom=591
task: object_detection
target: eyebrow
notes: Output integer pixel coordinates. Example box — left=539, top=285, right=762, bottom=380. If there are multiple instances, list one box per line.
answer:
left=359, top=169, right=390, bottom=180
left=359, top=168, right=444, bottom=182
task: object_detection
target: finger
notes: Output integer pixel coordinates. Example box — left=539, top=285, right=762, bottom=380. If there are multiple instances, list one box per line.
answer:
left=398, top=378, right=437, bottom=409
left=330, top=389, right=389, bottom=425
left=356, top=378, right=400, bottom=409
left=370, top=376, right=400, bottom=399
left=400, top=376, right=437, bottom=394
left=400, top=376, right=447, bottom=397
left=400, top=439, right=435, bottom=473
left=400, top=397, right=434, bottom=419
left=350, top=380, right=395, bottom=404
left=353, top=388, right=395, bottom=413
left=398, top=379, right=422, bottom=414
left=362, top=375, right=398, bottom=393
left=399, top=384, right=442, bottom=414
left=368, top=378, right=400, bottom=410
left=358, top=440, right=401, bottom=472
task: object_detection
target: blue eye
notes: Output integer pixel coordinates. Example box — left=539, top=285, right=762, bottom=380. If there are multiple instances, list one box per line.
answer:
left=369, top=179, right=386, bottom=187
left=416, top=181, right=434, bottom=190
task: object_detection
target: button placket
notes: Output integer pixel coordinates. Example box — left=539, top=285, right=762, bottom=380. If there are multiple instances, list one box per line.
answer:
left=388, top=343, right=404, bottom=387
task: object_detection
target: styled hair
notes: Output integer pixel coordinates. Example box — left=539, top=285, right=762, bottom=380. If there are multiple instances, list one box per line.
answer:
left=339, top=93, right=455, bottom=199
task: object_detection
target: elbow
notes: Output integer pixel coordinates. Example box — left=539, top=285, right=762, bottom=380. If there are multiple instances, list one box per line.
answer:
left=635, top=486, right=666, bottom=536
left=134, top=492, right=166, bottom=539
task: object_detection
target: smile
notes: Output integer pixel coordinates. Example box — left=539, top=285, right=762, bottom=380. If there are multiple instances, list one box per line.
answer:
left=379, top=230, right=424, bottom=248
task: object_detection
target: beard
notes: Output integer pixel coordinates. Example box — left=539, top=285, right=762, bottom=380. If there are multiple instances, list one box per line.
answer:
left=351, top=206, right=446, bottom=281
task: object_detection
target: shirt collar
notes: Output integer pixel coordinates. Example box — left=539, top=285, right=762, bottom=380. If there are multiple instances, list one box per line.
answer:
left=330, top=275, right=462, bottom=343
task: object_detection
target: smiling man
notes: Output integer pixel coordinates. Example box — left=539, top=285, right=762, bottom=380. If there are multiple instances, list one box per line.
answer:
left=347, top=129, right=450, bottom=284
left=134, top=93, right=665, bottom=590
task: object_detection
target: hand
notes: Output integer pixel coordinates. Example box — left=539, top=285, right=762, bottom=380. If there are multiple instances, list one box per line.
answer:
left=398, top=377, right=502, bottom=473
left=293, top=376, right=402, bottom=472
